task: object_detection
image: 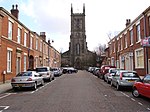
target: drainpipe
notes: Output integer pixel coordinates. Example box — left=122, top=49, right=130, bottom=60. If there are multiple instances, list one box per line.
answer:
left=143, top=13, right=148, bottom=74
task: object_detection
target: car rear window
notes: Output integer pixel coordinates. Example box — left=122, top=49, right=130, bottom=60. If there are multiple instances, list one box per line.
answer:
left=122, top=72, right=139, bottom=77
left=17, top=72, right=32, bottom=77
left=36, top=68, right=48, bottom=72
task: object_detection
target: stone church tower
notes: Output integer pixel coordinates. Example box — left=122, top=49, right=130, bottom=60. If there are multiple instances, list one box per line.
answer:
left=61, top=4, right=96, bottom=69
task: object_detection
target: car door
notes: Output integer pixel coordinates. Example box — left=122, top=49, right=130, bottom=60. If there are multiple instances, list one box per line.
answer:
left=142, top=75, right=150, bottom=98
left=113, top=71, right=120, bottom=86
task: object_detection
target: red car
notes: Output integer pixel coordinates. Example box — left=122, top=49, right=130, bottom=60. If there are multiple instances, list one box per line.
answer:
left=132, top=74, right=150, bottom=98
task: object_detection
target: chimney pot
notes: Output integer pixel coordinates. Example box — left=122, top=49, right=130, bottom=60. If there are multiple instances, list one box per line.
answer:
left=16, top=4, right=18, bottom=9
left=12, top=5, right=14, bottom=9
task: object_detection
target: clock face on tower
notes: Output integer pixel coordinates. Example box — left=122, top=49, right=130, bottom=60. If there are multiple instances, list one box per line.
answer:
left=74, top=18, right=82, bottom=30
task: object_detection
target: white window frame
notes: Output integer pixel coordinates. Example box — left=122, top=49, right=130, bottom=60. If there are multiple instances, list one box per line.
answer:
left=8, top=21, right=13, bottom=40
left=40, top=40, right=42, bottom=52
left=36, top=38, right=38, bottom=50
left=24, top=33, right=27, bottom=47
left=130, top=29, right=133, bottom=46
left=30, top=36, right=33, bottom=49
left=124, top=34, right=127, bottom=49
left=135, top=48, right=144, bottom=68
left=7, top=48, right=13, bottom=72
left=17, top=28, right=21, bottom=43
left=136, top=24, right=141, bottom=42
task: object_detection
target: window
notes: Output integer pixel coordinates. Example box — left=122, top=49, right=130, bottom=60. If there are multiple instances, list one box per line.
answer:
left=113, top=42, right=115, bottom=53
left=135, top=48, right=144, bottom=68
left=30, top=37, right=33, bottom=49
left=118, top=40, right=120, bottom=52
left=124, top=34, right=127, bottom=48
left=24, top=33, right=27, bottom=47
left=40, top=41, right=42, bottom=52
left=111, top=57, right=115, bottom=66
left=76, top=43, right=80, bottom=55
left=130, top=29, right=133, bottom=45
left=24, top=56, right=27, bottom=71
left=36, top=39, right=38, bottom=50
left=136, top=24, right=141, bottom=42
left=7, top=50, right=12, bottom=72
left=17, top=28, right=21, bottom=43
left=8, top=21, right=13, bottom=40
left=121, top=38, right=123, bottom=50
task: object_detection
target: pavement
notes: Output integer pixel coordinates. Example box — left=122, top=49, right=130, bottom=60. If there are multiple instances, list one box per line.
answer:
left=0, top=80, right=12, bottom=94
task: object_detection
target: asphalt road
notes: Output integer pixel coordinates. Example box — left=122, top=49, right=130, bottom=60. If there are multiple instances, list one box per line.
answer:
left=0, top=71, right=150, bottom=112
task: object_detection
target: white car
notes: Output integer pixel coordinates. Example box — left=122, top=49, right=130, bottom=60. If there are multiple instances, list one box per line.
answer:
left=11, top=71, right=44, bottom=90
left=36, top=66, right=54, bottom=81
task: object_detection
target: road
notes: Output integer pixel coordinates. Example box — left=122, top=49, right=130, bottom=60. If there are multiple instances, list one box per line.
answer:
left=0, top=71, right=150, bottom=112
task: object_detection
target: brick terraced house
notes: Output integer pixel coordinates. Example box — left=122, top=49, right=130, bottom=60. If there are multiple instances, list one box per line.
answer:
left=0, top=5, right=61, bottom=83
left=106, top=6, right=150, bottom=77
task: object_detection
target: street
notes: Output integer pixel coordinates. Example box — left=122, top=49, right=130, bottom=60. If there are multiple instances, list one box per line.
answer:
left=0, top=71, right=150, bottom=112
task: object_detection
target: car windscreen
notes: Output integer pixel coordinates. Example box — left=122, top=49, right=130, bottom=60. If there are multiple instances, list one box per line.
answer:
left=36, top=68, right=48, bottom=72
left=16, top=72, right=32, bottom=77
left=122, top=72, right=139, bottom=77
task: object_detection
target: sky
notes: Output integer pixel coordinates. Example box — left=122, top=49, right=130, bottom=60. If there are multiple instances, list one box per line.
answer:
left=0, top=0, right=150, bottom=52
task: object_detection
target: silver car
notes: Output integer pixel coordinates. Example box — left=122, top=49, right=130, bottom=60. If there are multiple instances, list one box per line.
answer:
left=11, top=71, right=44, bottom=90
left=36, top=66, right=54, bottom=82
left=111, top=70, right=140, bottom=90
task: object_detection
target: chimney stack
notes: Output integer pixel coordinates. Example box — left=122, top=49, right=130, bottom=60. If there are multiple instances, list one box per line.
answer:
left=40, top=32, right=46, bottom=41
left=11, top=4, right=19, bottom=19
left=126, top=19, right=131, bottom=27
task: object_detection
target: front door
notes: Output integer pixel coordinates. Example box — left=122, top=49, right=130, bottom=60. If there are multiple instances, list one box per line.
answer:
left=16, top=57, right=21, bottom=74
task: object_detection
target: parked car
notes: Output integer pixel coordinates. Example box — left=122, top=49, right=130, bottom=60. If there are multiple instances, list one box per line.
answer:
left=35, top=66, right=54, bottom=81
left=98, top=65, right=116, bottom=79
left=11, top=71, right=44, bottom=90
left=132, top=74, right=150, bottom=98
left=111, top=70, right=140, bottom=90
left=62, top=67, right=78, bottom=74
left=50, top=67, right=62, bottom=77
left=104, top=68, right=121, bottom=84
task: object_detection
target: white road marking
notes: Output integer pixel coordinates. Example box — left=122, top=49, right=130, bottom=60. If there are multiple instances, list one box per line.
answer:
left=147, top=108, right=150, bottom=111
left=120, top=92, right=129, bottom=97
left=138, top=102, right=143, bottom=106
left=0, top=106, right=9, bottom=112
left=0, top=93, right=11, bottom=100
left=131, top=98, right=135, bottom=101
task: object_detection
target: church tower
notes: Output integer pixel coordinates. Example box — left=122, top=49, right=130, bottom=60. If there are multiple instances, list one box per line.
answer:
left=61, top=4, right=96, bottom=69
left=69, top=4, right=88, bottom=69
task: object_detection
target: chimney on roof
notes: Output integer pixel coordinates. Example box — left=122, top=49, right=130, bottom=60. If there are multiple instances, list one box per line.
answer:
left=126, top=19, right=131, bottom=27
left=11, top=4, right=19, bottom=19
left=40, top=32, right=46, bottom=41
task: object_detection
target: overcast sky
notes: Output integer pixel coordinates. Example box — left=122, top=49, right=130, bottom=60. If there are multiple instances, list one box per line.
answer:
left=0, top=0, right=150, bottom=52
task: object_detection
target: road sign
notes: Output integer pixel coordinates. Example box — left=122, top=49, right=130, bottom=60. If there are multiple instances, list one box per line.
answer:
left=141, top=36, right=150, bottom=47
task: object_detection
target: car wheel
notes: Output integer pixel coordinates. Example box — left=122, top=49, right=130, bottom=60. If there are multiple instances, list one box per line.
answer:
left=107, top=79, right=109, bottom=84
left=110, top=81, right=113, bottom=87
left=116, top=83, right=121, bottom=91
left=132, top=88, right=140, bottom=98
left=33, top=82, right=37, bottom=90
left=41, top=80, right=44, bottom=86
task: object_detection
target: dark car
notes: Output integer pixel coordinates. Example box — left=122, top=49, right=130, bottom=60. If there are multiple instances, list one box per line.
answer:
left=132, top=74, right=150, bottom=98
left=62, top=67, right=78, bottom=74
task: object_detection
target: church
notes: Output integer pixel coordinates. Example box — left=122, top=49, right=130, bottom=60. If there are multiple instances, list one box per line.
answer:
left=61, top=4, right=96, bottom=69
